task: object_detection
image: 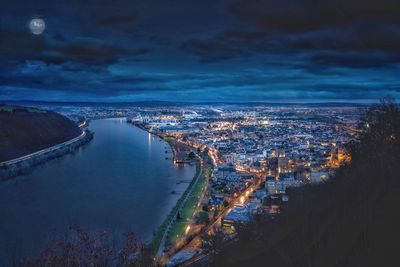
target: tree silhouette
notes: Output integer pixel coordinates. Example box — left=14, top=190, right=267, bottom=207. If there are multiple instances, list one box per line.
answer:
left=20, top=226, right=157, bottom=267
left=201, top=228, right=226, bottom=259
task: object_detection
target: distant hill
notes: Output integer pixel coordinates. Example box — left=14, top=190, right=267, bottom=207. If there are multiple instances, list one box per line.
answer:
left=211, top=98, right=400, bottom=267
left=0, top=105, right=81, bottom=162
left=2, top=99, right=368, bottom=108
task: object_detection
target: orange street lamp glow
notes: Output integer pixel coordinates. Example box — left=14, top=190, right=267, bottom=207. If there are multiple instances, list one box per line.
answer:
left=185, top=225, right=191, bottom=235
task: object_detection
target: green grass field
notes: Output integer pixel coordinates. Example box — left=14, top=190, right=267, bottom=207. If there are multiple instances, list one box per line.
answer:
left=166, top=167, right=210, bottom=246
left=150, top=161, right=202, bottom=252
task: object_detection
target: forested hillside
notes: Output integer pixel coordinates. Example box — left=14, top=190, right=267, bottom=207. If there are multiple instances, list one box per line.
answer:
left=0, top=105, right=81, bottom=162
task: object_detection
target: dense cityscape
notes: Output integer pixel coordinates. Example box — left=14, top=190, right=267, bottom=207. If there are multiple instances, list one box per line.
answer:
left=32, top=103, right=361, bottom=265
left=2, top=0, right=400, bottom=265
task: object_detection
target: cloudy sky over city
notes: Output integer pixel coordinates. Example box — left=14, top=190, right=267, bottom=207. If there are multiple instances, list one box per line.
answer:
left=1, top=0, right=400, bottom=102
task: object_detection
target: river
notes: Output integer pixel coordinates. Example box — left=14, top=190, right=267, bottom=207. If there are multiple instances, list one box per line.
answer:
left=0, top=118, right=196, bottom=265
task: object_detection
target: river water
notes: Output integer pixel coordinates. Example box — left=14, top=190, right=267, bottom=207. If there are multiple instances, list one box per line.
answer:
left=0, top=118, right=196, bottom=265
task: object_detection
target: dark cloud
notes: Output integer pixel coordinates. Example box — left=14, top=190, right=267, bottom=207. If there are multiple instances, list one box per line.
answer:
left=130, top=48, right=152, bottom=56
left=2, top=61, right=400, bottom=102
left=181, top=31, right=280, bottom=63
left=181, top=39, right=247, bottom=63
left=228, top=0, right=400, bottom=33
left=98, top=14, right=136, bottom=27
left=180, top=27, right=400, bottom=70
left=96, top=14, right=138, bottom=34
left=287, top=25, right=400, bottom=52
left=1, top=0, right=399, bottom=102
left=180, top=0, right=400, bottom=69
left=56, top=38, right=128, bottom=65
left=307, top=52, right=400, bottom=69
left=0, top=28, right=151, bottom=65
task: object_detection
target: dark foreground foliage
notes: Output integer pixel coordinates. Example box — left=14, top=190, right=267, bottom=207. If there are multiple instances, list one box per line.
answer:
left=211, top=97, right=400, bottom=267
left=20, top=226, right=156, bottom=267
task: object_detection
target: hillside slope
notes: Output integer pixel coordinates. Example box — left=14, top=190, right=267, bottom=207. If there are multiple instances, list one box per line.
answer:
left=0, top=105, right=81, bottom=162
left=212, top=98, right=400, bottom=267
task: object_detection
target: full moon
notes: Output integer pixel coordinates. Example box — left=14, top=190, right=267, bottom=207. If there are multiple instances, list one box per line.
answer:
left=29, top=18, right=46, bottom=35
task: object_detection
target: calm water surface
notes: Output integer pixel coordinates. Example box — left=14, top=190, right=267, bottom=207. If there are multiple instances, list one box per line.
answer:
left=0, top=119, right=195, bottom=264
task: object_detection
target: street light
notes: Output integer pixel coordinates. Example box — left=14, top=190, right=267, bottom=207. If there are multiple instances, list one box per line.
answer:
left=185, top=225, right=191, bottom=235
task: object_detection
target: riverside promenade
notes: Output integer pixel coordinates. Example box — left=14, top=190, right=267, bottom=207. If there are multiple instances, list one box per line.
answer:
left=156, top=161, right=204, bottom=257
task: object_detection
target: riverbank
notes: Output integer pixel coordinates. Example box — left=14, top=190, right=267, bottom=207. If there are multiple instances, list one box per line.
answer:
left=130, top=122, right=195, bottom=164
left=0, top=130, right=94, bottom=181
left=0, top=119, right=195, bottom=265
left=128, top=121, right=206, bottom=255
left=152, top=161, right=202, bottom=253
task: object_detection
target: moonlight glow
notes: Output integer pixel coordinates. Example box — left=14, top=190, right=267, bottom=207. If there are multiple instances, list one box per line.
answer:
left=29, top=18, right=46, bottom=35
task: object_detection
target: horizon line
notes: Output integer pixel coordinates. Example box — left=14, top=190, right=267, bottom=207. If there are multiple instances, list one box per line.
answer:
left=0, top=99, right=377, bottom=107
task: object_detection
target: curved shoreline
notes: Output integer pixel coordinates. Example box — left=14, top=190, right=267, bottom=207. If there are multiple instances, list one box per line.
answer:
left=0, top=129, right=94, bottom=181
left=127, top=122, right=205, bottom=256
left=153, top=161, right=202, bottom=253
left=1, top=119, right=200, bottom=256
left=88, top=119, right=200, bottom=249
left=0, top=118, right=197, bottom=265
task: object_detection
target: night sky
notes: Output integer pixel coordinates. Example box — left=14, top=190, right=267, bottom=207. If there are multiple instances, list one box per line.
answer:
left=1, top=0, right=400, bottom=103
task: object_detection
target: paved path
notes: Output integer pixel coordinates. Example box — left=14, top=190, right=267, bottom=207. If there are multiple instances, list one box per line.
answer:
left=156, top=160, right=204, bottom=257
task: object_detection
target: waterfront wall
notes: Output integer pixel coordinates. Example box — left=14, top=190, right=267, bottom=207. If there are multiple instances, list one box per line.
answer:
left=0, top=130, right=94, bottom=181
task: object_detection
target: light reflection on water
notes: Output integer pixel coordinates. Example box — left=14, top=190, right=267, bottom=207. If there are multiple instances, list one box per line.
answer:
left=0, top=119, right=195, bottom=265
